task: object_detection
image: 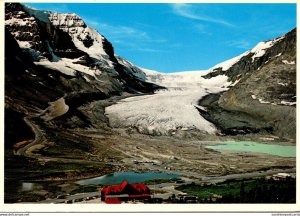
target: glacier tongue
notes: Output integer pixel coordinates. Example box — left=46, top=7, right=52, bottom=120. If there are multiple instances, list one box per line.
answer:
left=105, top=70, right=231, bottom=135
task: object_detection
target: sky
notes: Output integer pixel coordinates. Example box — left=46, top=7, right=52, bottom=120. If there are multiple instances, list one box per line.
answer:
left=24, top=3, right=296, bottom=73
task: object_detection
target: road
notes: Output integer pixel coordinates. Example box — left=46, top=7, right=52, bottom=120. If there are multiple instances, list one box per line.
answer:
left=38, top=192, right=101, bottom=204
left=16, top=116, right=44, bottom=156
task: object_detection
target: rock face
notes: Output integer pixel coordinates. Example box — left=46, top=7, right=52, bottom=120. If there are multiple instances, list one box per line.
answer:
left=4, top=3, right=161, bottom=145
left=199, top=29, right=296, bottom=141
left=5, top=3, right=158, bottom=94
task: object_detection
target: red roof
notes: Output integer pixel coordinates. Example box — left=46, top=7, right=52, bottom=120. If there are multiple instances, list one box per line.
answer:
left=105, top=197, right=121, bottom=204
left=131, top=183, right=149, bottom=193
left=101, top=181, right=151, bottom=197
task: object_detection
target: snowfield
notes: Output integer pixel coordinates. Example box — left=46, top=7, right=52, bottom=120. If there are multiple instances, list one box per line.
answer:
left=105, top=70, right=231, bottom=135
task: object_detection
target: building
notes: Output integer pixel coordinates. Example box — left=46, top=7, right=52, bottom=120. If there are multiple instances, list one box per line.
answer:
left=101, top=181, right=152, bottom=204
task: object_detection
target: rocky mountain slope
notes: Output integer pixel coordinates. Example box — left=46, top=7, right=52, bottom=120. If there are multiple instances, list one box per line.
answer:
left=5, top=3, right=296, bottom=143
left=199, top=29, right=296, bottom=141
left=5, top=3, right=163, bottom=202
left=5, top=3, right=161, bottom=144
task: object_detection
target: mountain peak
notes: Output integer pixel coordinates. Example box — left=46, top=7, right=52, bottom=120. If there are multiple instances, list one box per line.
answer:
left=49, top=12, right=86, bottom=28
left=5, top=2, right=158, bottom=97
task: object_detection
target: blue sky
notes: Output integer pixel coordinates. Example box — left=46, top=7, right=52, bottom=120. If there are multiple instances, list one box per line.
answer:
left=25, top=3, right=296, bottom=73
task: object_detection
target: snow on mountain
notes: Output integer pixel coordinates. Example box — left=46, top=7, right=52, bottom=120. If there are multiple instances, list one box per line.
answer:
left=23, top=5, right=51, bottom=23
left=48, top=12, right=110, bottom=60
left=6, top=4, right=116, bottom=79
left=35, top=57, right=101, bottom=77
left=5, top=3, right=164, bottom=97
left=209, top=51, right=250, bottom=72
left=47, top=10, right=116, bottom=74
left=143, top=69, right=215, bottom=88
left=209, top=35, right=285, bottom=72
left=5, top=12, right=36, bottom=26
left=250, top=36, right=284, bottom=61
left=115, top=56, right=147, bottom=81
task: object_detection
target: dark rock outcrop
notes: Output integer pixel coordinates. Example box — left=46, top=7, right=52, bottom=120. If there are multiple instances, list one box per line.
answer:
left=199, top=28, right=296, bottom=141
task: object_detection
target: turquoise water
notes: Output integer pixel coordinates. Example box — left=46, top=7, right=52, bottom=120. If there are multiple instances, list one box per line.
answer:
left=206, top=141, right=296, bottom=157
left=76, top=172, right=178, bottom=186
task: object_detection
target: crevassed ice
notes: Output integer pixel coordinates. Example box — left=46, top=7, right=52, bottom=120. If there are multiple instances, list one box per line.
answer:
left=105, top=71, right=231, bottom=135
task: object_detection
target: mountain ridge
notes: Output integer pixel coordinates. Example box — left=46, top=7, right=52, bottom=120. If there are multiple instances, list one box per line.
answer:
left=5, top=3, right=296, bottom=141
left=4, top=3, right=296, bottom=203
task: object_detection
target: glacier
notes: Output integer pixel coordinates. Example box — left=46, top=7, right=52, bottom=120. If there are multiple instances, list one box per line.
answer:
left=105, top=70, right=231, bottom=135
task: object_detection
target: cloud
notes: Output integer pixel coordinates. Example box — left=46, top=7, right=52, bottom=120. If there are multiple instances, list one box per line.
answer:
left=100, top=24, right=150, bottom=40
left=171, top=3, right=235, bottom=27
left=225, top=40, right=251, bottom=49
left=83, top=18, right=139, bottom=38
left=83, top=17, right=167, bottom=43
left=82, top=17, right=167, bottom=53
left=116, top=41, right=167, bottom=53
left=134, top=48, right=166, bottom=53
left=194, top=24, right=212, bottom=35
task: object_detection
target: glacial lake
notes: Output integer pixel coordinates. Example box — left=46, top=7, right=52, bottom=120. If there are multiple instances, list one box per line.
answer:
left=76, top=172, right=179, bottom=186
left=206, top=141, right=296, bottom=157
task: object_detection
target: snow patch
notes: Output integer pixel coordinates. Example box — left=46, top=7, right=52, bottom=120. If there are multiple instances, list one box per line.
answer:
left=258, top=98, right=270, bottom=104
left=34, top=58, right=102, bottom=77
left=282, top=60, right=295, bottom=65
left=278, top=82, right=288, bottom=86
left=17, top=40, right=31, bottom=48
left=83, top=76, right=91, bottom=82
left=5, top=16, right=35, bottom=26
left=251, top=95, right=271, bottom=104
left=35, top=59, right=76, bottom=76
left=230, top=79, right=240, bottom=86
left=281, top=101, right=296, bottom=106
left=274, top=53, right=282, bottom=57
left=251, top=37, right=283, bottom=62
left=209, top=51, right=250, bottom=72
left=49, top=13, right=84, bottom=27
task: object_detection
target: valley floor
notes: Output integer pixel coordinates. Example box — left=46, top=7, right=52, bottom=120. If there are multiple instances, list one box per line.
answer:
left=5, top=94, right=296, bottom=203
